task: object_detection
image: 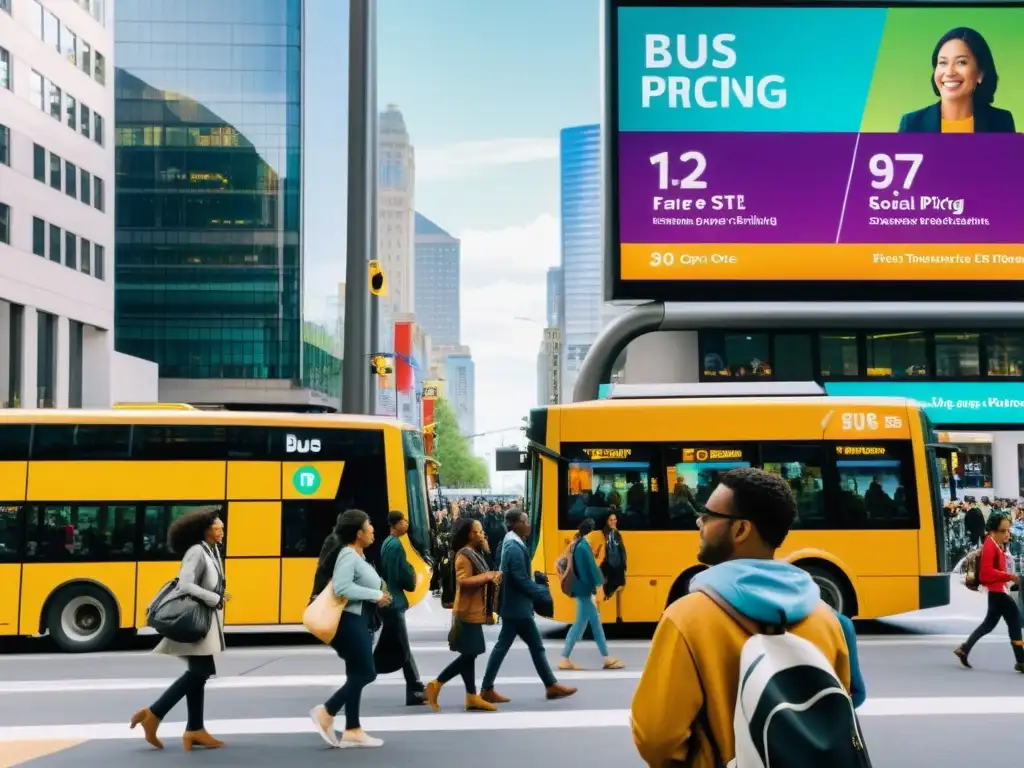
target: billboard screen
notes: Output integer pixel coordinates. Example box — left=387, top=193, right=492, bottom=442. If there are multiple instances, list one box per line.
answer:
left=824, top=381, right=1024, bottom=425
left=608, top=1, right=1024, bottom=302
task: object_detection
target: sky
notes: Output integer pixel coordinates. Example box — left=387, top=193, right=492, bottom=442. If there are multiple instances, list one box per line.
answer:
left=378, top=0, right=601, bottom=485
left=301, top=0, right=602, bottom=488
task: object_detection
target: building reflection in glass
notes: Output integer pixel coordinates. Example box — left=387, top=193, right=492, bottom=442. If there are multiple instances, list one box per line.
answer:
left=114, top=0, right=305, bottom=385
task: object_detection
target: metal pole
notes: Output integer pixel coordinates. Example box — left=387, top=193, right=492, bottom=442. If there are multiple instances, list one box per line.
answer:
left=340, top=0, right=374, bottom=414
left=366, top=7, right=379, bottom=413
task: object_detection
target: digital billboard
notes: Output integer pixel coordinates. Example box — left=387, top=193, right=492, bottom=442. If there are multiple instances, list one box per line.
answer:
left=824, top=381, right=1024, bottom=424
left=607, top=2, right=1024, bottom=302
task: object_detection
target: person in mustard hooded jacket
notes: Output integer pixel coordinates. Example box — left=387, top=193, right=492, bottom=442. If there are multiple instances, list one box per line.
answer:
left=630, top=467, right=866, bottom=767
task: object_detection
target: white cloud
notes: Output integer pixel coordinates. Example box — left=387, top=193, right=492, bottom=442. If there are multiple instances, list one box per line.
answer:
left=453, top=214, right=560, bottom=489
left=417, top=138, right=559, bottom=182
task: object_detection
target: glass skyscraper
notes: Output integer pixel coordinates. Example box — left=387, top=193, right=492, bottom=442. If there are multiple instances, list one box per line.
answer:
left=413, top=212, right=460, bottom=347
left=113, top=0, right=338, bottom=408
left=559, top=124, right=600, bottom=400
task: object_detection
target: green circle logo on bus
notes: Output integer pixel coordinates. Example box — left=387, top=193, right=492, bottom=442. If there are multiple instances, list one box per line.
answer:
left=292, top=466, right=321, bottom=495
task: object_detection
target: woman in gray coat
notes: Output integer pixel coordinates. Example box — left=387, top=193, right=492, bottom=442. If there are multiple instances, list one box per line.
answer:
left=130, top=507, right=228, bottom=752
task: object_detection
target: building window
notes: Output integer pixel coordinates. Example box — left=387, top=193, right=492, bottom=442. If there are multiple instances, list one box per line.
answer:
left=69, top=321, right=83, bottom=408
left=94, top=244, right=104, bottom=280
left=65, top=231, right=76, bottom=269
left=94, top=52, right=105, bottom=85
left=772, top=333, right=813, bottom=381
left=865, top=332, right=928, bottom=378
left=36, top=312, right=56, bottom=408
left=0, top=203, right=8, bottom=245
left=48, top=81, right=61, bottom=121
left=33, top=144, right=45, bottom=181
left=49, top=152, right=61, bottom=190
left=819, top=333, right=859, bottom=378
left=94, top=176, right=104, bottom=211
left=61, top=23, right=77, bottom=66
left=48, top=223, right=60, bottom=262
left=93, top=113, right=104, bottom=146
left=984, top=332, right=1024, bottom=377
left=701, top=332, right=771, bottom=378
left=80, top=169, right=91, bottom=205
left=80, top=104, right=90, bottom=139
left=0, top=47, right=10, bottom=90
left=30, top=71, right=44, bottom=109
left=81, top=41, right=92, bottom=77
left=28, top=1, right=42, bottom=36
left=66, top=94, right=77, bottom=130
left=0, top=125, right=8, bottom=166
left=32, top=218, right=45, bottom=256
left=43, top=8, right=59, bottom=53
left=65, top=161, right=77, bottom=199
left=935, top=332, right=980, bottom=377
left=81, top=238, right=91, bottom=274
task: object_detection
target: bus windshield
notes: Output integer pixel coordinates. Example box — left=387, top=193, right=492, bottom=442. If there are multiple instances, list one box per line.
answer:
left=402, top=430, right=432, bottom=559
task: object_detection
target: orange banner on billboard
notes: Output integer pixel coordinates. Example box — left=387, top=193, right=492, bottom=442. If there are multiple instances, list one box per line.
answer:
left=619, top=244, right=1024, bottom=281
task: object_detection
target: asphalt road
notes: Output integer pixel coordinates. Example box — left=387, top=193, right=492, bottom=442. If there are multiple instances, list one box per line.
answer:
left=1, top=583, right=1021, bottom=767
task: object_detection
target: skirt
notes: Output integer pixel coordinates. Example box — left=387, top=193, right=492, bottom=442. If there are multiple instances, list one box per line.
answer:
left=450, top=620, right=486, bottom=657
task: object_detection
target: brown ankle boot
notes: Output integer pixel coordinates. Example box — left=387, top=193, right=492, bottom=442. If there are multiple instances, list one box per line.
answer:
left=546, top=683, right=578, bottom=700
left=466, top=693, right=497, bottom=712
left=129, top=708, right=163, bottom=750
left=182, top=730, right=224, bottom=752
left=480, top=688, right=510, bottom=704
left=424, top=680, right=443, bottom=712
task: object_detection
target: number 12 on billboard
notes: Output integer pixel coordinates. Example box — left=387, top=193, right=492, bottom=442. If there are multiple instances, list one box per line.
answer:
left=649, top=150, right=924, bottom=192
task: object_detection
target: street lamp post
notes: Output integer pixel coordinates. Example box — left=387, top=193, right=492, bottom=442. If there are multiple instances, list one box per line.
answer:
left=340, top=0, right=377, bottom=415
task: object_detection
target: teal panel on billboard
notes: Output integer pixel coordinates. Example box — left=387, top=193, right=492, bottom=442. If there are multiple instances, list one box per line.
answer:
left=598, top=384, right=613, bottom=399
left=824, top=382, right=1024, bottom=425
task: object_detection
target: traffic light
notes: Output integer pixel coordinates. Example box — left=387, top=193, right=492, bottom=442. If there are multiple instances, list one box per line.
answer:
left=369, top=260, right=387, bottom=297
left=422, top=423, right=436, bottom=437
left=369, top=355, right=392, bottom=377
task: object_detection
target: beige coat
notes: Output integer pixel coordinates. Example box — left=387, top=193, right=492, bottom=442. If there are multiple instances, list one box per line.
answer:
left=153, top=542, right=225, bottom=658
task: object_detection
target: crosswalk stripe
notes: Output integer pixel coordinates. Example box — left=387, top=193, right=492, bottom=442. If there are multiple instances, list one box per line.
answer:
left=1, top=696, right=1023, bottom=742
left=0, top=670, right=641, bottom=695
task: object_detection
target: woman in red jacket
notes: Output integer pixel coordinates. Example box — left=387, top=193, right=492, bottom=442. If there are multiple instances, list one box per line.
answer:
left=955, top=512, right=1024, bottom=672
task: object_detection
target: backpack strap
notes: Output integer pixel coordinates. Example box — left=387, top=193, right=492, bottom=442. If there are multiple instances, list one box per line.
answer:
left=694, top=584, right=786, bottom=635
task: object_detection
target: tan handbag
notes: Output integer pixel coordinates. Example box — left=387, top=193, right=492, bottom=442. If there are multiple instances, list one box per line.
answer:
left=303, top=586, right=348, bottom=644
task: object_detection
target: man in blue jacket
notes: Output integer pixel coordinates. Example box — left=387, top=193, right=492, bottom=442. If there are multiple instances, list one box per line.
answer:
left=479, top=508, right=577, bottom=703
left=379, top=511, right=425, bottom=705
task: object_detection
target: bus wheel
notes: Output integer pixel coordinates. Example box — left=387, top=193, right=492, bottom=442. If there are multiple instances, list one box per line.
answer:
left=45, top=584, right=119, bottom=653
left=800, top=564, right=851, bottom=616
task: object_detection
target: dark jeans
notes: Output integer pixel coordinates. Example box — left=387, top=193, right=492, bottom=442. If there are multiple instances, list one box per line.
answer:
left=481, top=616, right=556, bottom=689
left=964, top=590, right=1024, bottom=664
left=382, top=608, right=421, bottom=690
left=150, top=655, right=216, bottom=732
left=325, top=609, right=377, bottom=730
left=437, top=653, right=479, bottom=694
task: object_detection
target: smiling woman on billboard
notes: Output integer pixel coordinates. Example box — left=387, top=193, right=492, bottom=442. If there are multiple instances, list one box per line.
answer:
left=898, top=27, right=1016, bottom=133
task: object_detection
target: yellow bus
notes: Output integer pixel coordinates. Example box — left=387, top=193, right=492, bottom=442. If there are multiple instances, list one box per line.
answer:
left=0, top=408, right=434, bottom=652
left=524, top=384, right=953, bottom=625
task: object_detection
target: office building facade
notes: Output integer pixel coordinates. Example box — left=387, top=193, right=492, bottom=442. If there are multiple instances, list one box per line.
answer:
left=0, top=0, right=156, bottom=408
left=113, top=0, right=342, bottom=410
left=546, top=266, right=562, bottom=329
left=537, top=326, right=561, bottom=406
left=378, top=105, right=415, bottom=323
left=559, top=124, right=600, bottom=400
left=413, top=212, right=460, bottom=347
left=444, top=350, right=475, bottom=440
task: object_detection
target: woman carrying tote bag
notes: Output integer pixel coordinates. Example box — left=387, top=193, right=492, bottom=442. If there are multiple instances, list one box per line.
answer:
left=308, top=509, right=392, bottom=749
left=130, top=507, right=228, bottom=752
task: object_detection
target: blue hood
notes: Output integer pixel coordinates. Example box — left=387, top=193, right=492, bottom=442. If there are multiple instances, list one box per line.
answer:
left=690, top=559, right=820, bottom=625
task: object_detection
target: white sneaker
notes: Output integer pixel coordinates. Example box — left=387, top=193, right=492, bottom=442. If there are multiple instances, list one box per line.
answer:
left=309, top=706, right=340, bottom=747
left=339, top=733, right=384, bottom=748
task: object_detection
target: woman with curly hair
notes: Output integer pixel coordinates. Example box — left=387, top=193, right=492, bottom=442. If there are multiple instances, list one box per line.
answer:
left=130, top=506, right=228, bottom=752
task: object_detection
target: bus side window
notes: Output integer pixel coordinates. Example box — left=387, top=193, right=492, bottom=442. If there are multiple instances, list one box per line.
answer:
left=132, top=426, right=228, bottom=460
left=281, top=500, right=337, bottom=558
left=0, top=426, right=31, bottom=460
left=559, top=443, right=657, bottom=532
left=24, top=504, right=139, bottom=561
left=827, top=443, right=917, bottom=530
left=31, top=424, right=131, bottom=460
left=0, top=505, right=24, bottom=561
left=140, top=504, right=228, bottom=560
left=759, top=444, right=826, bottom=529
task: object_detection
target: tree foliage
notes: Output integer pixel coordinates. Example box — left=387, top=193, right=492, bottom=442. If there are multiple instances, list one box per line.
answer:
left=433, top=396, right=490, bottom=488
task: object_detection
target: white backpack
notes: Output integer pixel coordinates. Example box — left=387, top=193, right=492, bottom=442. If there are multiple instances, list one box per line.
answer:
left=696, top=586, right=872, bottom=768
